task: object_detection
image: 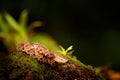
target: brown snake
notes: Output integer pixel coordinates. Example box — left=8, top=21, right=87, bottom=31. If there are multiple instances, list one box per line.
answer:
left=17, top=42, right=68, bottom=65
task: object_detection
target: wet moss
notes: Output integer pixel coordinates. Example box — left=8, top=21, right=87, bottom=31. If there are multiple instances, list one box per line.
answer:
left=0, top=52, right=104, bottom=80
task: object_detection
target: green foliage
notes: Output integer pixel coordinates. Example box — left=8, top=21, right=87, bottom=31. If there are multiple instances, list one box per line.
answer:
left=0, top=10, right=28, bottom=50
left=0, top=10, right=60, bottom=52
left=30, top=33, right=61, bottom=52
left=57, top=45, right=73, bottom=56
left=55, top=45, right=94, bottom=70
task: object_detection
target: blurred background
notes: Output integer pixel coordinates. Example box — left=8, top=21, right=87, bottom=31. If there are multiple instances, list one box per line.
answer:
left=0, top=0, right=120, bottom=70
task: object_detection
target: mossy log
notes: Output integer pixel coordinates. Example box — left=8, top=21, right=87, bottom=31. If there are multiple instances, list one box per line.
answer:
left=0, top=42, right=104, bottom=80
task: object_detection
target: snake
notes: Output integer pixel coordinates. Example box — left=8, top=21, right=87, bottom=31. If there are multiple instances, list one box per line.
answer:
left=17, top=42, right=68, bottom=65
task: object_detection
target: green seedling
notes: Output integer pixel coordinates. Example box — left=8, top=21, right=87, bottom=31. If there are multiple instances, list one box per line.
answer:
left=57, top=45, right=73, bottom=56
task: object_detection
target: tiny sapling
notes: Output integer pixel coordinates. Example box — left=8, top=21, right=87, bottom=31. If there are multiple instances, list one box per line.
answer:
left=57, top=45, right=73, bottom=56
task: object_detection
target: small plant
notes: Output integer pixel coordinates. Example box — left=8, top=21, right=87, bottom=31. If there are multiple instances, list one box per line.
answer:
left=0, top=10, right=29, bottom=49
left=57, top=45, right=73, bottom=56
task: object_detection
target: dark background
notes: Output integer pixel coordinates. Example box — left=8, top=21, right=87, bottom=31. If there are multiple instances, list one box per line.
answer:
left=0, top=0, right=120, bottom=70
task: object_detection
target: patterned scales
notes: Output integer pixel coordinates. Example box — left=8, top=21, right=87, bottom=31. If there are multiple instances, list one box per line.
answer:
left=17, top=42, right=68, bottom=66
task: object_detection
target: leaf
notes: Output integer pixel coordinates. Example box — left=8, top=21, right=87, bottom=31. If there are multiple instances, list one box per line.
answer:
left=30, top=33, right=61, bottom=52
left=0, top=13, right=9, bottom=32
left=0, top=32, right=7, bottom=39
left=19, top=10, right=28, bottom=29
left=0, top=32, right=12, bottom=45
left=59, top=45, right=65, bottom=52
left=28, top=21, right=44, bottom=33
left=4, top=12, right=20, bottom=31
left=66, top=46, right=73, bottom=52
left=58, top=45, right=69, bottom=55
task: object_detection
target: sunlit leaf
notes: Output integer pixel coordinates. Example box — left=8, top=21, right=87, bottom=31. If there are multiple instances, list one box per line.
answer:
left=59, top=45, right=65, bottom=52
left=0, top=32, right=8, bottom=39
left=0, top=32, right=12, bottom=45
left=0, top=13, right=9, bottom=32
left=4, top=12, right=20, bottom=31
left=66, top=45, right=73, bottom=52
left=19, top=10, right=28, bottom=29
left=30, top=33, right=61, bottom=52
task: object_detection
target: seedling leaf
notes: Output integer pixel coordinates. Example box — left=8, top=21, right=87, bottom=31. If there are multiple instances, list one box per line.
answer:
left=66, top=45, right=73, bottom=52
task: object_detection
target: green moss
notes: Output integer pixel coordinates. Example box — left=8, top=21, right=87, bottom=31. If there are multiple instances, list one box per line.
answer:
left=9, top=52, right=40, bottom=71
left=7, top=52, right=64, bottom=80
left=7, top=52, right=45, bottom=79
left=66, top=55, right=94, bottom=71
left=0, top=51, right=105, bottom=80
left=0, top=50, right=104, bottom=80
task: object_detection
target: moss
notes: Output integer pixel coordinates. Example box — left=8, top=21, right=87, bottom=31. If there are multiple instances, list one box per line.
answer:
left=66, top=55, right=95, bottom=71
left=7, top=52, right=46, bottom=79
left=9, top=52, right=40, bottom=71
left=0, top=51, right=104, bottom=80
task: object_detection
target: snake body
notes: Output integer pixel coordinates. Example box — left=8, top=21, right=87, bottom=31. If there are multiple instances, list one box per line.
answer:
left=17, top=42, right=68, bottom=65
